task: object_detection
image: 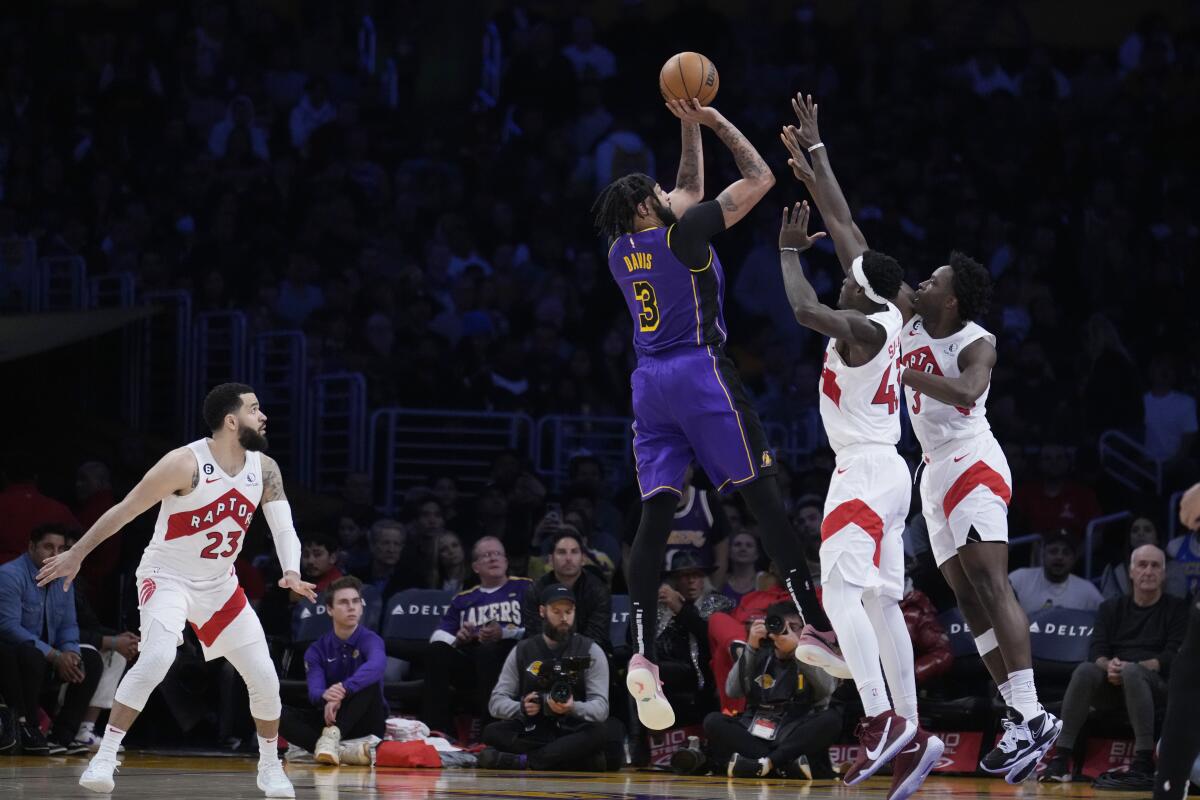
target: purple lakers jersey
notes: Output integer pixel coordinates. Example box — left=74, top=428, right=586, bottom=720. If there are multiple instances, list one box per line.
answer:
left=607, top=225, right=727, bottom=356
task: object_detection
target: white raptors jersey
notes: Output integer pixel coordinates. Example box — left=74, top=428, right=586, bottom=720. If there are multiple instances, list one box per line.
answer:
left=818, top=303, right=903, bottom=454
left=900, top=316, right=995, bottom=452
left=140, top=440, right=263, bottom=583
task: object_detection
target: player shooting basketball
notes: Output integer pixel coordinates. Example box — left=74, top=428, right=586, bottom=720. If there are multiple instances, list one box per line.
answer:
left=593, top=96, right=845, bottom=732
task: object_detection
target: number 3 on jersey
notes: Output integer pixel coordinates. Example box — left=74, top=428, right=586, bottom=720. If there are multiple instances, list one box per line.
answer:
left=632, top=280, right=660, bottom=332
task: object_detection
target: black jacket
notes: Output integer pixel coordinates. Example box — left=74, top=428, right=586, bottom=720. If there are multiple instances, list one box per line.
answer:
left=521, top=570, right=613, bottom=652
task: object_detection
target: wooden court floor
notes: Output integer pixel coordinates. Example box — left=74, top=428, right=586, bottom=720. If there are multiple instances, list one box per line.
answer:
left=0, top=753, right=1114, bottom=799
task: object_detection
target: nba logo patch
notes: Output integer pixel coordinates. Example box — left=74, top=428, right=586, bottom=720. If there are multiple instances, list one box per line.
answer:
left=139, top=578, right=157, bottom=607
left=761, top=451, right=773, bottom=468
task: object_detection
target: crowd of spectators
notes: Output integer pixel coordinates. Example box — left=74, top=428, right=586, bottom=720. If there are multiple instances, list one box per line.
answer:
left=2, top=0, right=1200, bottom=781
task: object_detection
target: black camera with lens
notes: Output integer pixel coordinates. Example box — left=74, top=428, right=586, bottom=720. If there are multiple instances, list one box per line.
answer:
left=764, top=614, right=786, bottom=636
left=535, top=655, right=593, bottom=708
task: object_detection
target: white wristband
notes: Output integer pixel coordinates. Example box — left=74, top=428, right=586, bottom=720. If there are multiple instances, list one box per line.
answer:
left=807, top=142, right=825, bottom=153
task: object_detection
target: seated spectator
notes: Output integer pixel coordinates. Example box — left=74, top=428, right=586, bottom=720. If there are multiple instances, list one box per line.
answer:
left=720, top=531, right=763, bottom=604
left=335, top=512, right=373, bottom=577
left=1165, top=524, right=1200, bottom=600
left=682, top=603, right=839, bottom=778
left=522, top=529, right=612, bottom=652
left=0, top=524, right=99, bottom=754
left=1099, top=517, right=1160, bottom=600
left=1012, top=445, right=1101, bottom=542
left=562, top=494, right=620, bottom=580
left=655, top=551, right=734, bottom=717
left=480, top=584, right=615, bottom=771
left=260, top=533, right=345, bottom=638
left=1009, top=532, right=1104, bottom=614
left=709, top=564, right=793, bottom=712
left=1041, top=545, right=1189, bottom=782
left=565, top=454, right=623, bottom=567
left=352, top=519, right=406, bottom=599
left=280, top=576, right=385, bottom=766
left=395, top=499, right=448, bottom=589
left=0, top=455, right=81, bottom=565
left=437, top=532, right=468, bottom=593
left=66, top=532, right=139, bottom=749
left=422, top=537, right=533, bottom=736
left=663, top=466, right=730, bottom=588
left=529, top=513, right=613, bottom=584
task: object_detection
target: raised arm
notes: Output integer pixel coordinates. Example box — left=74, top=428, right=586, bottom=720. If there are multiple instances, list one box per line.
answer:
left=37, top=447, right=196, bottom=589
left=665, top=99, right=704, bottom=215
left=900, top=337, right=996, bottom=408
left=779, top=201, right=885, bottom=348
left=781, top=94, right=867, bottom=275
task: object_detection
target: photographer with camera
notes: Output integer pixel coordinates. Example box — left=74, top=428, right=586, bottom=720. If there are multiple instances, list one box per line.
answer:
left=481, top=584, right=616, bottom=771
left=678, top=602, right=841, bottom=778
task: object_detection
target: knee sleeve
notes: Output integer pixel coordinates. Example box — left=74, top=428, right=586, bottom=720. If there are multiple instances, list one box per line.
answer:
left=113, top=620, right=178, bottom=712
left=226, top=639, right=281, bottom=720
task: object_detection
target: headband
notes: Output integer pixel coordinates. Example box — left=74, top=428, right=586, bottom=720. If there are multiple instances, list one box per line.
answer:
left=851, top=254, right=888, bottom=305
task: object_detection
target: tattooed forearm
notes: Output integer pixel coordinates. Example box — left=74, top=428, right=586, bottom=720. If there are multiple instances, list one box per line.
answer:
left=261, top=456, right=287, bottom=503
left=711, top=119, right=769, bottom=180
left=675, top=122, right=703, bottom=195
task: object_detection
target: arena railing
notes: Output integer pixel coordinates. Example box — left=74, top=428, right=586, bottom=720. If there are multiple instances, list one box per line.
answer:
left=1099, top=429, right=1161, bottom=495
left=536, top=414, right=634, bottom=490
left=309, top=372, right=368, bottom=493
left=368, top=408, right=535, bottom=514
left=139, top=290, right=193, bottom=439
left=34, top=255, right=87, bottom=311
left=1083, top=511, right=1132, bottom=579
left=251, top=330, right=308, bottom=480
left=87, top=272, right=135, bottom=309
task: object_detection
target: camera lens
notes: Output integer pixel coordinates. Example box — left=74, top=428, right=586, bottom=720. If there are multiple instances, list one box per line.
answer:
left=765, top=615, right=785, bottom=636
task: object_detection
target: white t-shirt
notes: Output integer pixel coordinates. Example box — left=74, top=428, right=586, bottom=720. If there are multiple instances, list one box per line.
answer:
left=1008, top=567, right=1104, bottom=616
left=1143, top=391, right=1198, bottom=461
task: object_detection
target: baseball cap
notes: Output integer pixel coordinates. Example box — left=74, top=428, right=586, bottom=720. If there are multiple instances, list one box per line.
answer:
left=540, top=583, right=576, bottom=606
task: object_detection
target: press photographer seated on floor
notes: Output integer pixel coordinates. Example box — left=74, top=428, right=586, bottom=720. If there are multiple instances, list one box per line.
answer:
left=480, top=584, right=619, bottom=771
left=674, top=602, right=841, bottom=779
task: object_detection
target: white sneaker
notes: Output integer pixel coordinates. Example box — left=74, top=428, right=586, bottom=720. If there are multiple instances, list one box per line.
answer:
left=79, top=754, right=120, bottom=793
left=314, top=725, right=341, bottom=765
left=626, top=653, right=675, bottom=730
left=338, top=739, right=373, bottom=766
left=256, top=759, right=295, bottom=798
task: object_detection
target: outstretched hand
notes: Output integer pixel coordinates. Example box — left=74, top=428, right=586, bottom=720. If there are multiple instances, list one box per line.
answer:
left=779, top=201, right=827, bottom=251
left=279, top=571, right=317, bottom=602
left=790, top=93, right=821, bottom=148
left=36, top=550, right=82, bottom=590
left=664, top=97, right=722, bottom=127
left=780, top=126, right=815, bottom=183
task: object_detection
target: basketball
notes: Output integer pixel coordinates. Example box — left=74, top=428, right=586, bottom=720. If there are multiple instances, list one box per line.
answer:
left=659, top=51, right=719, bottom=105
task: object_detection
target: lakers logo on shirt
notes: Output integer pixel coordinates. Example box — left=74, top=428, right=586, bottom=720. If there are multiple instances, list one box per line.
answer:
left=761, top=451, right=773, bottom=468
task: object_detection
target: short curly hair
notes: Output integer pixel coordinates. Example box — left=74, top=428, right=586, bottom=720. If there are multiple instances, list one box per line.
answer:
left=861, top=250, right=903, bottom=301
left=948, top=251, right=991, bottom=321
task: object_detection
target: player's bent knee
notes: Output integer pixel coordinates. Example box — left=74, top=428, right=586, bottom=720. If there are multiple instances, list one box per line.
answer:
left=113, top=636, right=177, bottom=711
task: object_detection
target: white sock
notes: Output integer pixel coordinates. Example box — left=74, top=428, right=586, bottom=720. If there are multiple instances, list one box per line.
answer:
left=823, top=569, right=892, bottom=718
left=1007, top=669, right=1040, bottom=720
left=97, top=725, right=126, bottom=760
left=997, top=678, right=1014, bottom=708
left=863, top=594, right=918, bottom=725
left=258, top=734, right=279, bottom=764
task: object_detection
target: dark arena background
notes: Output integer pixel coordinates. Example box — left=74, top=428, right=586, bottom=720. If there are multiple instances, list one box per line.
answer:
left=2, top=1, right=1200, bottom=798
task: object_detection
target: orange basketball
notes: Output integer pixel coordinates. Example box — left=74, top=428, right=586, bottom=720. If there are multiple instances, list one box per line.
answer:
left=659, top=52, right=719, bottom=106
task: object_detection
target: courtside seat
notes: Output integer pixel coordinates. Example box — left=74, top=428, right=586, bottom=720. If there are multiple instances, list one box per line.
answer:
left=1029, top=606, right=1096, bottom=704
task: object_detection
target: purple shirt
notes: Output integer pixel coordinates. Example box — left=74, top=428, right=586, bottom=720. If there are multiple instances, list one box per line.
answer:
left=303, top=624, right=388, bottom=709
left=434, top=577, right=533, bottom=639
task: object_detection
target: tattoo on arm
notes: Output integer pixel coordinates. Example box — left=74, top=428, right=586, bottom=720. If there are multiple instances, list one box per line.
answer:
left=185, top=465, right=198, bottom=494
left=711, top=119, right=768, bottom=180
left=262, top=457, right=287, bottom=504
left=676, top=123, right=702, bottom=195
left=718, top=192, right=738, bottom=213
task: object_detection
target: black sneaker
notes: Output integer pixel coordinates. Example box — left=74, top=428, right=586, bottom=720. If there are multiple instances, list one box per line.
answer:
left=728, top=753, right=770, bottom=778
left=54, top=738, right=90, bottom=756
left=1039, top=752, right=1072, bottom=783
left=1004, top=709, right=1062, bottom=784
left=979, top=712, right=1022, bottom=774
left=19, top=722, right=51, bottom=755
left=777, top=754, right=813, bottom=780
left=670, top=747, right=706, bottom=775
left=477, top=747, right=525, bottom=770
left=1128, top=752, right=1155, bottom=777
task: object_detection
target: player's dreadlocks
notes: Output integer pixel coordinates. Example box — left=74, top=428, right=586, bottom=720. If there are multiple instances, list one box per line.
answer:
left=861, top=250, right=904, bottom=301
left=591, top=173, right=656, bottom=241
left=948, top=251, right=992, bottom=321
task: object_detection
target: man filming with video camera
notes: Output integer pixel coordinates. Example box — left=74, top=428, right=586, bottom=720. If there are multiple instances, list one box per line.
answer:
left=678, top=602, right=842, bottom=778
left=481, top=584, right=619, bottom=771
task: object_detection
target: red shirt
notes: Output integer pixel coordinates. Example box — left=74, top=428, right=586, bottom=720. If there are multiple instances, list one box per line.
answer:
left=0, top=482, right=81, bottom=564
left=1014, top=481, right=1101, bottom=540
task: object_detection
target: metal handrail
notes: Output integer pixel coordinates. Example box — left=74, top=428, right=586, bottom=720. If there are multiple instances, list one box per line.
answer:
left=1084, top=511, right=1132, bottom=579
